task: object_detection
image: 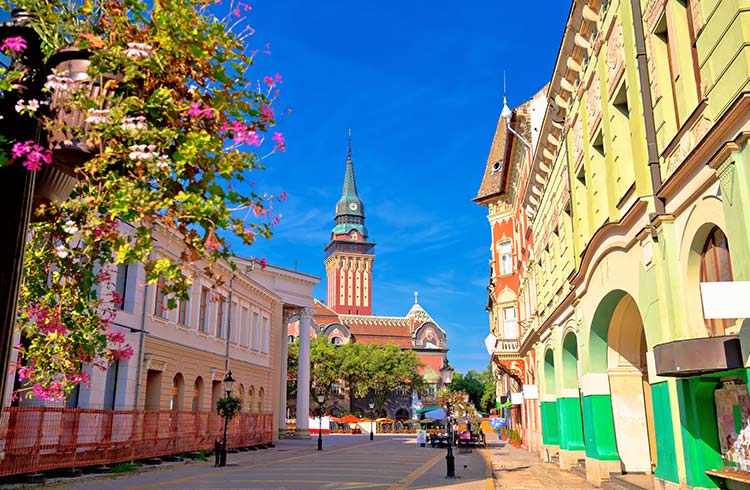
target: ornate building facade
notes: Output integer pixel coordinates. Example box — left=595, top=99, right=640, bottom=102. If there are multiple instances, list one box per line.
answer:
left=479, top=0, right=750, bottom=488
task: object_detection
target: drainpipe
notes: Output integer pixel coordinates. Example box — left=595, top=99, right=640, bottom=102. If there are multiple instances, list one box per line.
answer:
left=225, top=274, right=235, bottom=370
left=631, top=0, right=666, bottom=216
left=133, top=237, right=155, bottom=410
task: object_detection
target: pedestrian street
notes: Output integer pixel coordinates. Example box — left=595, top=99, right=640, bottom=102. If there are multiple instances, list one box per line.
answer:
left=48, top=435, right=492, bottom=490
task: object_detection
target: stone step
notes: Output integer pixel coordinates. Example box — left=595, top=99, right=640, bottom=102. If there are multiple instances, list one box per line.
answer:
left=609, top=473, right=655, bottom=490
left=570, top=465, right=586, bottom=479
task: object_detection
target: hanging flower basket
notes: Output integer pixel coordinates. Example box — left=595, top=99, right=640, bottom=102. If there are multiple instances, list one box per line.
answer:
left=34, top=46, right=121, bottom=208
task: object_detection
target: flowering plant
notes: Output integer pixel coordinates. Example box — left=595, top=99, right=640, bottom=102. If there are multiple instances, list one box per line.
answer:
left=0, top=0, right=287, bottom=400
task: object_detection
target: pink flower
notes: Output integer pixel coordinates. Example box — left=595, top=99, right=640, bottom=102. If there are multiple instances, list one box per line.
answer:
left=272, top=132, right=286, bottom=152
left=279, top=191, right=287, bottom=201
left=97, top=269, right=111, bottom=283
left=257, top=257, right=268, bottom=269
left=10, top=141, right=52, bottom=171
left=125, top=42, right=152, bottom=59
left=111, top=291, right=123, bottom=306
left=106, top=331, right=126, bottom=344
left=260, top=104, right=274, bottom=123
left=1, top=36, right=26, bottom=53
left=33, top=382, right=65, bottom=401
left=184, top=102, right=213, bottom=120
left=108, top=346, right=134, bottom=360
left=263, top=76, right=275, bottom=87
left=274, top=73, right=283, bottom=84
left=17, top=366, right=32, bottom=381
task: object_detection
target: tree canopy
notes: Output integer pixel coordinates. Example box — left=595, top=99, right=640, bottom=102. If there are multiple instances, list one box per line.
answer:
left=287, top=335, right=424, bottom=412
left=448, top=365, right=496, bottom=414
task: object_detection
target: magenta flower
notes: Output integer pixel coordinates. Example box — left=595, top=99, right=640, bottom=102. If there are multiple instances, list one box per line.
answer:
left=263, top=76, right=275, bottom=87
left=10, top=141, right=52, bottom=171
left=260, top=104, right=275, bottom=123
left=106, top=331, right=126, bottom=344
left=1, top=36, right=27, bottom=53
left=184, top=102, right=214, bottom=120
left=272, top=132, right=286, bottom=152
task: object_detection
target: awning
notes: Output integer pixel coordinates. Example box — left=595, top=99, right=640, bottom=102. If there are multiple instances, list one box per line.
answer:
left=416, top=406, right=440, bottom=415
left=423, top=408, right=446, bottom=420
left=376, top=418, right=394, bottom=423
left=339, top=415, right=362, bottom=424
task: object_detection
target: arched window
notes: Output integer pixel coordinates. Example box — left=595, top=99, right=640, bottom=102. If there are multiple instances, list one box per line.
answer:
left=288, top=335, right=295, bottom=343
left=258, top=387, right=264, bottom=413
left=248, top=386, right=255, bottom=413
left=192, top=377, right=204, bottom=411
left=331, top=336, right=342, bottom=346
left=701, top=226, right=733, bottom=336
left=171, top=373, right=184, bottom=410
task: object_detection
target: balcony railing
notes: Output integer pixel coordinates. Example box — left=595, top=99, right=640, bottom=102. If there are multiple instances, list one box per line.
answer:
left=495, top=338, right=520, bottom=353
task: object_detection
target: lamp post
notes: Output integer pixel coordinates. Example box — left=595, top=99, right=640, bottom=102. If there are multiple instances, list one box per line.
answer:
left=368, top=400, right=375, bottom=440
left=219, top=370, right=235, bottom=467
left=440, top=359, right=455, bottom=478
left=316, top=391, right=325, bottom=451
left=0, top=9, right=46, bottom=411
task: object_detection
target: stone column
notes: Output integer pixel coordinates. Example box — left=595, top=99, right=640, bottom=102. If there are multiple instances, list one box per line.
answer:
left=278, top=309, right=293, bottom=438
left=295, top=307, right=313, bottom=438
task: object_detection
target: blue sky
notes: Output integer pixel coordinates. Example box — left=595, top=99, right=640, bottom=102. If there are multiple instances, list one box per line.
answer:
left=239, top=1, right=571, bottom=375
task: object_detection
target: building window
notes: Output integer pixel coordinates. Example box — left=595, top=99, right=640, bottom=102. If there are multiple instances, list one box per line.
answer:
left=252, top=311, right=260, bottom=350
left=248, top=386, right=255, bottom=412
left=503, top=306, right=519, bottom=339
left=330, top=382, right=340, bottom=396
left=288, top=335, right=295, bottom=343
left=262, top=316, right=270, bottom=353
left=701, top=226, right=733, bottom=336
left=395, top=385, right=405, bottom=396
left=178, top=294, right=189, bottom=326
left=498, top=241, right=513, bottom=276
left=422, top=384, right=437, bottom=398
left=241, top=307, right=250, bottom=347
left=198, top=287, right=209, bottom=333
left=331, top=336, right=342, bottom=346
left=216, top=296, right=226, bottom=338
left=114, top=263, right=131, bottom=312
left=103, top=360, right=119, bottom=410
left=154, top=276, right=167, bottom=318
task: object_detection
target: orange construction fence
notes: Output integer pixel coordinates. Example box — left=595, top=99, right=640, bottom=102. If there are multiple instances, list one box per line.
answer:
left=0, top=407, right=273, bottom=477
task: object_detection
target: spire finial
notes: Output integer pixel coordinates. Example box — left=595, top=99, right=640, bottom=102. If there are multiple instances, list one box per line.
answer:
left=414, top=290, right=419, bottom=304
left=347, top=128, right=352, bottom=160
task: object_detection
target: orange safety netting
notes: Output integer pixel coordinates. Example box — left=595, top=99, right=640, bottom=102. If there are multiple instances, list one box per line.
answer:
left=0, top=407, right=273, bottom=477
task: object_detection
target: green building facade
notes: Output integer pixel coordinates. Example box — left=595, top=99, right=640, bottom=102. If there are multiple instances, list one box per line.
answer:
left=495, top=0, right=750, bottom=488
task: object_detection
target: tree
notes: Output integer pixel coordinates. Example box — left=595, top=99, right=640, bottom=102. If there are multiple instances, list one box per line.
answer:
left=367, top=344, right=424, bottom=412
left=449, top=365, right=497, bottom=413
left=286, top=337, right=424, bottom=414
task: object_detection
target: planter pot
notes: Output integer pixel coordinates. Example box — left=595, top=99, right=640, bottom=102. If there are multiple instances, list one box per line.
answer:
left=45, top=46, right=120, bottom=166
left=31, top=47, right=121, bottom=211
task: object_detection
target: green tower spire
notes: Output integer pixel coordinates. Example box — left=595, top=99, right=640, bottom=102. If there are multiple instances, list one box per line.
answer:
left=332, top=129, right=368, bottom=239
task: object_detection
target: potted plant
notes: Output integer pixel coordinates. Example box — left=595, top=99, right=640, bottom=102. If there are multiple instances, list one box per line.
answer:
left=0, top=0, right=287, bottom=401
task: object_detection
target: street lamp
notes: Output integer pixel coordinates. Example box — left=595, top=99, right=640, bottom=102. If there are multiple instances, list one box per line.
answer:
left=316, top=391, right=325, bottom=451
left=368, top=399, right=375, bottom=440
left=219, top=370, right=235, bottom=467
left=440, top=359, right=455, bottom=478
left=0, top=9, right=46, bottom=410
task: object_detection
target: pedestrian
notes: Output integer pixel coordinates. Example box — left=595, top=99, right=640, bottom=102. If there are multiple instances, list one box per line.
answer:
left=214, top=439, right=221, bottom=467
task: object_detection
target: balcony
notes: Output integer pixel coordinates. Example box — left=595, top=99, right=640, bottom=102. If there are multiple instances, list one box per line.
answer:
left=495, top=338, right=520, bottom=353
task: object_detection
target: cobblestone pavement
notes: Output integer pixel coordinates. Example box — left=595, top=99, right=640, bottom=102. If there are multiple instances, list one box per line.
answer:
left=487, top=441, right=595, bottom=489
